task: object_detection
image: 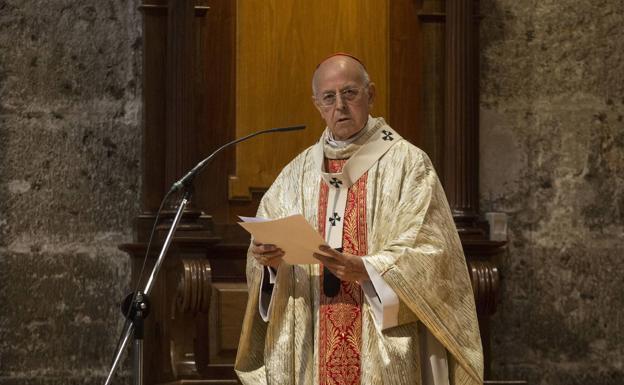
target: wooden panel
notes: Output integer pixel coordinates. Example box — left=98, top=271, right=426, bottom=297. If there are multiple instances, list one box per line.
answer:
left=389, top=0, right=423, bottom=147
left=208, top=283, right=248, bottom=364
left=230, top=0, right=389, bottom=199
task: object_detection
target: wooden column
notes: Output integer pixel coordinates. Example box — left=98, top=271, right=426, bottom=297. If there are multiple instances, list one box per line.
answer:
left=122, top=2, right=225, bottom=385
left=444, top=1, right=506, bottom=378
left=165, top=0, right=197, bottom=189
left=444, top=0, right=479, bottom=227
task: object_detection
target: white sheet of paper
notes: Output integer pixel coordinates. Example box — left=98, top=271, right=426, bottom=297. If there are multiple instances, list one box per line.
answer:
left=238, top=214, right=328, bottom=265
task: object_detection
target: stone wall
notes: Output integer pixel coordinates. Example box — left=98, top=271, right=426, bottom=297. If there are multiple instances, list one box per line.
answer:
left=0, top=1, right=142, bottom=384
left=480, top=1, right=624, bottom=384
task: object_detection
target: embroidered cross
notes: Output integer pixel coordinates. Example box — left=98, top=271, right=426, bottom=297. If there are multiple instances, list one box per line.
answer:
left=382, top=130, right=394, bottom=141
left=329, top=177, right=343, bottom=188
left=328, top=212, right=341, bottom=226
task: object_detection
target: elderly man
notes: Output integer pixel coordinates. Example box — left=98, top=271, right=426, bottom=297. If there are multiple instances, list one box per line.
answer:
left=235, top=53, right=483, bottom=385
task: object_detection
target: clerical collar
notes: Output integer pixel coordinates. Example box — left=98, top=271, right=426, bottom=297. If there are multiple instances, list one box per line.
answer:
left=322, top=116, right=380, bottom=159
left=325, top=123, right=368, bottom=148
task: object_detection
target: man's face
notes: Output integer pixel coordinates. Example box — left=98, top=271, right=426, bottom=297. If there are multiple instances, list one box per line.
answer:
left=312, top=58, right=375, bottom=140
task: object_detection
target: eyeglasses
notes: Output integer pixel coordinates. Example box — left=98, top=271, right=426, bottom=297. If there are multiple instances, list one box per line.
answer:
left=315, top=85, right=368, bottom=108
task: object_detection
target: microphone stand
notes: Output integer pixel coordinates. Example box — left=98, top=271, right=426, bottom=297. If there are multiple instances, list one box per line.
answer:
left=103, top=124, right=305, bottom=385
left=104, top=188, right=191, bottom=385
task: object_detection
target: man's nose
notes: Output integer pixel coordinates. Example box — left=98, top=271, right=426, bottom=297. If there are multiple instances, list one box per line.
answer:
left=335, top=94, right=347, bottom=110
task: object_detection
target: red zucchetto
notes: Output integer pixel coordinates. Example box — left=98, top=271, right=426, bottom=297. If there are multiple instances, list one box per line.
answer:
left=315, top=52, right=366, bottom=70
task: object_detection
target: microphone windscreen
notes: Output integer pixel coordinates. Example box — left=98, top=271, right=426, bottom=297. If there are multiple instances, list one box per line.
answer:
left=323, top=266, right=341, bottom=297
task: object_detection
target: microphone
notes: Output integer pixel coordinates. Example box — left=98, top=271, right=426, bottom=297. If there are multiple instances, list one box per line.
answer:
left=323, top=247, right=342, bottom=297
left=170, top=124, right=305, bottom=192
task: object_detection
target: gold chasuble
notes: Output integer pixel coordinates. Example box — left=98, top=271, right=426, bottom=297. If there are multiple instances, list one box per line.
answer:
left=235, top=117, right=484, bottom=385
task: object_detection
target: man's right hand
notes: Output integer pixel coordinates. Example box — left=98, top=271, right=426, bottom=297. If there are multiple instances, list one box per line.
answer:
left=251, top=240, right=284, bottom=269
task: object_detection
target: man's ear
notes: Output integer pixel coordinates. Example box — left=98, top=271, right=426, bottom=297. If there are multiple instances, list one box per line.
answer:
left=367, top=82, right=376, bottom=106
left=312, top=96, right=324, bottom=116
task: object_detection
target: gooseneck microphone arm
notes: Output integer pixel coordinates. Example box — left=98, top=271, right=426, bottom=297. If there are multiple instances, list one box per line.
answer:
left=104, top=124, right=305, bottom=385
left=171, top=124, right=306, bottom=193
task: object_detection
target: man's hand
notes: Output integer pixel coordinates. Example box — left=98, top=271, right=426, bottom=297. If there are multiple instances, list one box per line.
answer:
left=313, top=245, right=369, bottom=282
left=251, top=239, right=284, bottom=269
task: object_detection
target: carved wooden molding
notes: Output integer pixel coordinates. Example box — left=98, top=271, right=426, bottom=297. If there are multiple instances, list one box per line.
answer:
left=469, top=260, right=500, bottom=316
left=175, top=259, right=212, bottom=314
left=417, top=11, right=482, bottom=23
left=168, top=259, right=213, bottom=380
left=139, top=4, right=210, bottom=17
left=417, top=11, right=446, bottom=22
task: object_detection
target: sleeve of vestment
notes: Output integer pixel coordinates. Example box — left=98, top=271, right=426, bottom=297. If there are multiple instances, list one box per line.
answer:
left=360, top=260, right=400, bottom=330
left=364, top=144, right=484, bottom=385
left=258, top=266, right=277, bottom=321
left=234, top=150, right=310, bottom=385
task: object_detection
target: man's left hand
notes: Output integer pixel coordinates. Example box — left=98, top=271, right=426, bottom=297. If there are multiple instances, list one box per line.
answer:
left=313, top=245, right=369, bottom=283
